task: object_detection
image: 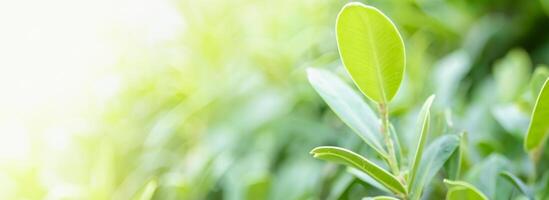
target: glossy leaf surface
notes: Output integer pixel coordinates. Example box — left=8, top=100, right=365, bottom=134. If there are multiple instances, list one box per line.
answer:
left=336, top=2, right=405, bottom=103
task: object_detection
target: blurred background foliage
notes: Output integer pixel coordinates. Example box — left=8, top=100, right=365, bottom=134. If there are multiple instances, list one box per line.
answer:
left=0, top=0, right=548, bottom=199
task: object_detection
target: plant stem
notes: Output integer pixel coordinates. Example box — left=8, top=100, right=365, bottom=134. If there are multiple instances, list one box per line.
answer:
left=379, top=103, right=400, bottom=177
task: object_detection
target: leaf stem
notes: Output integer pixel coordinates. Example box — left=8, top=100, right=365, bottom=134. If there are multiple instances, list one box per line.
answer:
left=379, top=103, right=400, bottom=177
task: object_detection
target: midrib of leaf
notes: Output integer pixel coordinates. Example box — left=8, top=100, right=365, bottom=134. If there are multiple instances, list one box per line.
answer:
left=358, top=11, right=387, bottom=103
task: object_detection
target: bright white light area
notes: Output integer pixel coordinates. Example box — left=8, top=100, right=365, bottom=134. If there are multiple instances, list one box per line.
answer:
left=0, top=0, right=183, bottom=163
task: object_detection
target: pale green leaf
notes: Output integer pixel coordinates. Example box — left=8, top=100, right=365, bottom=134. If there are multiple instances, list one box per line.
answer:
left=307, top=68, right=386, bottom=156
left=362, top=196, right=399, bottom=200
left=444, top=179, right=488, bottom=200
left=524, top=78, right=549, bottom=151
left=500, top=171, right=534, bottom=200
left=493, top=48, right=531, bottom=102
left=348, top=167, right=391, bottom=193
left=408, top=95, right=435, bottom=192
left=530, top=65, right=549, bottom=99
left=336, top=2, right=405, bottom=103
left=410, top=135, right=459, bottom=200
left=310, top=146, right=406, bottom=195
left=464, top=155, right=509, bottom=199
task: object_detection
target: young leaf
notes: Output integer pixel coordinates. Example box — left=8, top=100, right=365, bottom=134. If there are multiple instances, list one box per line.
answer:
left=500, top=171, right=534, bottom=200
left=310, top=146, right=407, bottom=195
left=362, top=196, right=399, bottom=200
left=307, top=68, right=386, bottom=156
left=524, top=78, right=549, bottom=151
left=409, top=135, right=459, bottom=200
left=336, top=2, right=405, bottom=104
left=444, top=179, right=488, bottom=200
left=408, top=95, right=435, bottom=191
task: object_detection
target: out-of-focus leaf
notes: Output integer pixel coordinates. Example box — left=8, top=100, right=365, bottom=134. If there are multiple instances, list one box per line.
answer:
left=491, top=104, right=529, bottom=137
left=446, top=132, right=466, bottom=180
left=245, top=175, right=271, bottom=200
left=307, top=68, right=386, bottom=156
left=465, top=154, right=509, bottom=199
left=327, top=173, right=355, bottom=200
left=410, top=135, right=459, bottom=200
left=389, top=124, right=403, bottom=168
left=433, top=50, right=471, bottom=106
left=499, top=171, right=534, bottom=200
left=362, top=196, right=399, bottom=200
left=524, top=78, right=549, bottom=151
left=542, top=0, right=549, bottom=15
left=444, top=179, right=488, bottom=200
left=336, top=2, right=405, bottom=103
left=530, top=65, right=549, bottom=99
left=493, top=49, right=531, bottom=102
left=310, top=146, right=406, bottom=195
left=348, top=167, right=390, bottom=193
left=132, top=178, right=158, bottom=200
left=408, top=95, right=435, bottom=192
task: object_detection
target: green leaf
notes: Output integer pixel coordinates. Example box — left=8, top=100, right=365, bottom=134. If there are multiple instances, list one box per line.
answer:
left=336, top=2, right=405, bottom=103
left=408, top=95, right=435, bottom=191
left=307, top=68, right=386, bottom=156
left=362, top=196, right=399, bottom=200
left=530, top=65, right=549, bottom=99
left=348, top=167, right=391, bottom=193
left=446, top=132, right=466, bottom=180
left=464, top=155, right=509, bottom=199
left=493, top=48, right=531, bottom=102
left=500, top=171, right=534, bottom=200
left=524, top=78, right=549, bottom=151
left=132, top=178, right=158, bottom=200
left=310, top=146, right=406, bottom=195
left=410, top=135, right=459, bottom=200
left=444, top=179, right=488, bottom=200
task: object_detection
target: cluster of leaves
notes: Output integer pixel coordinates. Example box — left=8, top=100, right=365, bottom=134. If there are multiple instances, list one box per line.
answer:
left=309, top=2, right=549, bottom=200
left=4, top=0, right=549, bottom=199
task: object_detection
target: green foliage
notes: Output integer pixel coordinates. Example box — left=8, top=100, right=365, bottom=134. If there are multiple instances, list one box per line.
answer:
left=307, top=68, right=386, bottom=156
left=407, top=95, right=435, bottom=191
left=310, top=146, right=406, bottom=195
left=362, top=196, right=399, bottom=200
left=4, top=0, right=549, bottom=199
left=529, top=65, right=549, bottom=97
left=409, top=135, right=459, bottom=200
left=500, top=171, right=534, bottom=200
left=336, top=3, right=405, bottom=103
left=310, top=3, right=464, bottom=199
left=525, top=78, right=549, bottom=150
left=444, top=179, right=488, bottom=200
left=132, top=178, right=157, bottom=200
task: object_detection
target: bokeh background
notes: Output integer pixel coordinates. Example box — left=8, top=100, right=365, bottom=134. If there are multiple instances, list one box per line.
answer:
left=0, top=0, right=548, bottom=199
